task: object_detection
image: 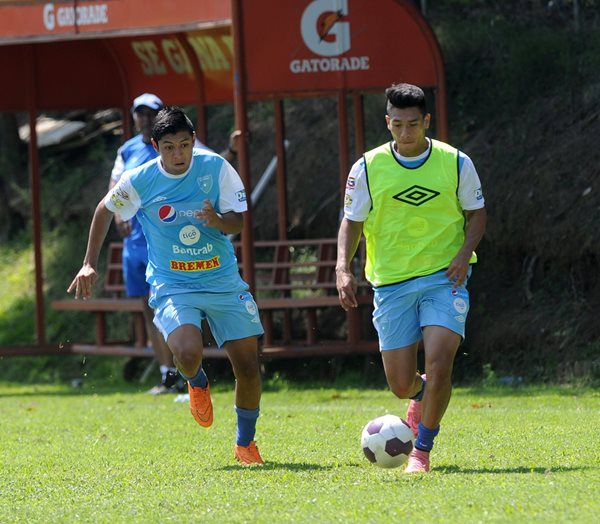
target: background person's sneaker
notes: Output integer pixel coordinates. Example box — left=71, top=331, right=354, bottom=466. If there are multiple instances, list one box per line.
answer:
left=147, top=371, right=186, bottom=395
left=234, top=441, right=264, bottom=465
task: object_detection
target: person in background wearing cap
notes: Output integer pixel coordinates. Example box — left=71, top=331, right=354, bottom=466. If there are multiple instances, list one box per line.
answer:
left=109, top=93, right=241, bottom=394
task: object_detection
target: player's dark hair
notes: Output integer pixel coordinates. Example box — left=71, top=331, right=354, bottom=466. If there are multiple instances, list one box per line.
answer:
left=385, top=83, right=427, bottom=116
left=151, top=106, right=195, bottom=142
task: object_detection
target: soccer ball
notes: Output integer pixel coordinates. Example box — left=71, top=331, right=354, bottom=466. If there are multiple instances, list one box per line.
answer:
left=361, top=414, right=415, bottom=468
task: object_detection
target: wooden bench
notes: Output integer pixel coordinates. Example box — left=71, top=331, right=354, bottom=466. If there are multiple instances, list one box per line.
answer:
left=235, top=239, right=376, bottom=357
left=52, top=239, right=377, bottom=358
left=51, top=242, right=226, bottom=359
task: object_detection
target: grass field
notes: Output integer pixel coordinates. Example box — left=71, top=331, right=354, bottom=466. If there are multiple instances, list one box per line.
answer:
left=0, top=381, right=598, bottom=523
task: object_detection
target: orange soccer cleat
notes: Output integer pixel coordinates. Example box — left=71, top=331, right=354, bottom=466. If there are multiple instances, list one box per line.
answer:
left=188, top=382, right=213, bottom=428
left=234, top=441, right=264, bottom=466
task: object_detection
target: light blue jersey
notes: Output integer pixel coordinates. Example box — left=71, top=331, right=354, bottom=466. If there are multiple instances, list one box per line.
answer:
left=105, top=148, right=249, bottom=303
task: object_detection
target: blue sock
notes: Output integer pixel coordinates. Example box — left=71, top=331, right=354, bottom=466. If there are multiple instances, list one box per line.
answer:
left=181, top=367, right=208, bottom=389
left=415, top=422, right=440, bottom=452
left=410, top=376, right=426, bottom=401
left=235, top=406, right=260, bottom=446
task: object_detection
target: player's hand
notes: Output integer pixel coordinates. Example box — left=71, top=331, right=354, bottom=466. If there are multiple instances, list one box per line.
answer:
left=336, top=268, right=358, bottom=311
left=195, top=199, right=222, bottom=229
left=445, top=252, right=471, bottom=288
left=228, top=130, right=242, bottom=154
left=67, top=264, right=98, bottom=300
left=114, top=216, right=132, bottom=238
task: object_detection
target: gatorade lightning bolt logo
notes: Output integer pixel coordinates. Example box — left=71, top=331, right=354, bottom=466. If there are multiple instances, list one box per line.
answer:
left=158, top=205, right=177, bottom=223
left=318, top=10, right=344, bottom=41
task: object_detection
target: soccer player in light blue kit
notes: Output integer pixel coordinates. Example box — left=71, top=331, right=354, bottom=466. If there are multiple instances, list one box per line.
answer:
left=337, top=84, right=486, bottom=473
left=68, top=107, right=265, bottom=465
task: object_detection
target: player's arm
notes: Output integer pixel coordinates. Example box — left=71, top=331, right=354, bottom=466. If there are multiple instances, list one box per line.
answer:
left=336, top=218, right=364, bottom=311
left=446, top=153, right=487, bottom=287
left=108, top=150, right=131, bottom=238
left=67, top=201, right=114, bottom=299
left=197, top=157, right=247, bottom=234
left=219, top=130, right=241, bottom=164
left=446, top=207, right=487, bottom=288
left=336, top=157, right=370, bottom=310
left=196, top=199, right=244, bottom=235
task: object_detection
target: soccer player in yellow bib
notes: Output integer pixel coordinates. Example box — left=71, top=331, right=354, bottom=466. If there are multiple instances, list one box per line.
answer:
left=336, top=83, right=487, bottom=473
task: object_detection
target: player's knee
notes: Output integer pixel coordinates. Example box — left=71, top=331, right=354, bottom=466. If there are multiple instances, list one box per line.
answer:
left=234, top=357, right=261, bottom=384
left=425, top=360, right=453, bottom=386
left=170, top=340, right=202, bottom=372
left=387, top=379, right=414, bottom=399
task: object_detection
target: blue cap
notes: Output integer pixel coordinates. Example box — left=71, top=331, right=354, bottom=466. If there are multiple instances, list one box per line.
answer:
left=131, top=93, right=163, bottom=114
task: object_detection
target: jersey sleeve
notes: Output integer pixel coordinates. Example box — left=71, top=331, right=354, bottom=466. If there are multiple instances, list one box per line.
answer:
left=218, top=159, right=247, bottom=214
left=458, top=153, right=485, bottom=210
left=110, top=147, right=125, bottom=183
left=104, top=172, right=142, bottom=220
left=343, top=157, right=371, bottom=222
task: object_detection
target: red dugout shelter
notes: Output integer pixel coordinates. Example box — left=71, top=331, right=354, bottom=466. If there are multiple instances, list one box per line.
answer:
left=0, top=0, right=447, bottom=355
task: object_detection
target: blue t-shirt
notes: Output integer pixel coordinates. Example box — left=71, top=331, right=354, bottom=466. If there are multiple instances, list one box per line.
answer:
left=105, top=149, right=249, bottom=299
left=111, top=134, right=159, bottom=247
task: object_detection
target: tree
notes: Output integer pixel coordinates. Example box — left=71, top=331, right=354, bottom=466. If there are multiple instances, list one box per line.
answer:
left=0, top=113, right=27, bottom=240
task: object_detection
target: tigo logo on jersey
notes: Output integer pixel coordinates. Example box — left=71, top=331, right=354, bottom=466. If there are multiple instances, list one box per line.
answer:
left=158, top=205, right=177, bottom=223
left=179, top=225, right=200, bottom=246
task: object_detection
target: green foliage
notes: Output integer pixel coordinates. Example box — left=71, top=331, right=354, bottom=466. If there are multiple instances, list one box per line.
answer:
left=0, top=240, right=36, bottom=345
left=436, top=15, right=597, bottom=142
left=0, top=384, right=598, bottom=522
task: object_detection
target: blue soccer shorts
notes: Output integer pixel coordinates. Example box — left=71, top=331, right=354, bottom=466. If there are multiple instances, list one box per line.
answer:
left=373, top=267, right=472, bottom=351
left=151, top=290, right=264, bottom=348
left=122, top=241, right=149, bottom=297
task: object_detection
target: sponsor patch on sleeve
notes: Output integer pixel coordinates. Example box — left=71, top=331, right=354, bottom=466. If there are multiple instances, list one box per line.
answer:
left=110, top=193, right=125, bottom=208
left=344, top=194, right=353, bottom=207
left=236, top=190, right=246, bottom=202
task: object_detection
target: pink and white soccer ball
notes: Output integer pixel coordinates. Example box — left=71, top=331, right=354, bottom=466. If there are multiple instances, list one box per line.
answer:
left=361, top=414, right=415, bottom=468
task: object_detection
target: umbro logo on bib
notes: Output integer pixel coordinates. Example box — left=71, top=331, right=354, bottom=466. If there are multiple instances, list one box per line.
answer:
left=392, top=185, right=440, bottom=206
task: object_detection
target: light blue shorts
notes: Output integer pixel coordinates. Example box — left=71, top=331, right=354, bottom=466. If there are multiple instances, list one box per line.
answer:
left=152, top=290, right=264, bottom=348
left=373, top=268, right=472, bottom=351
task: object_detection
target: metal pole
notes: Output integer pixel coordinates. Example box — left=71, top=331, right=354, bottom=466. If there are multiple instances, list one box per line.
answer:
left=274, top=99, right=288, bottom=240
left=231, top=0, right=256, bottom=292
left=27, top=45, right=45, bottom=344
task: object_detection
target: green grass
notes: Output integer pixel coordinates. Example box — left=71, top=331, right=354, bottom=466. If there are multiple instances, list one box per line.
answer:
left=0, top=382, right=598, bottom=523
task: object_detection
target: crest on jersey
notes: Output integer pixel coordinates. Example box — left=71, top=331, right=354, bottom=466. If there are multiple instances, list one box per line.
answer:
left=197, top=176, right=213, bottom=194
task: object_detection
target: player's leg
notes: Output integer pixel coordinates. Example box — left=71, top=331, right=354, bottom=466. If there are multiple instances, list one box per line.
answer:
left=404, top=326, right=460, bottom=474
left=206, top=290, right=264, bottom=464
left=225, top=336, right=264, bottom=465
left=374, top=279, right=425, bottom=435
left=381, top=344, right=421, bottom=399
left=420, top=325, right=461, bottom=429
left=121, top=242, right=147, bottom=350
left=405, top=269, right=470, bottom=473
left=125, top=242, right=182, bottom=393
left=152, top=293, right=212, bottom=427
left=142, top=300, right=184, bottom=394
left=167, top=324, right=213, bottom=427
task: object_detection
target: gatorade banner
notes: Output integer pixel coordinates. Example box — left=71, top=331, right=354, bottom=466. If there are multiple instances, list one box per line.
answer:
left=241, top=0, right=443, bottom=95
